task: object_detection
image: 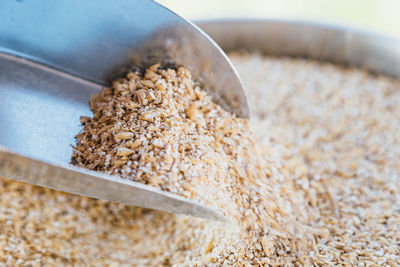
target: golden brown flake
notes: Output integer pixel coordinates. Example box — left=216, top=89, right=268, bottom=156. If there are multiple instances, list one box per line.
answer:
left=115, top=132, right=134, bottom=140
left=116, top=147, right=135, bottom=157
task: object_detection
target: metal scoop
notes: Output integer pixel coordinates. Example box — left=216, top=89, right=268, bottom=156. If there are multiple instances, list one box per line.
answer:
left=0, top=0, right=248, bottom=221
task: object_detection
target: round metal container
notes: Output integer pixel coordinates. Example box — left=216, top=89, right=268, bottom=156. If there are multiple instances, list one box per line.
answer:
left=197, top=19, right=400, bottom=78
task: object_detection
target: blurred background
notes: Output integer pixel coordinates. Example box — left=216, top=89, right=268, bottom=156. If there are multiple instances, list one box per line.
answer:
left=158, top=0, right=400, bottom=37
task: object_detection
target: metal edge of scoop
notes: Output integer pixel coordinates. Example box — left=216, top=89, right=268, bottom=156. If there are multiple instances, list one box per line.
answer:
left=0, top=0, right=249, bottom=118
left=0, top=146, right=228, bottom=222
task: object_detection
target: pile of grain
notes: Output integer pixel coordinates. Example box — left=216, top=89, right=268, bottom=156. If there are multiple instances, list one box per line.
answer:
left=0, top=53, right=399, bottom=265
left=71, top=63, right=311, bottom=262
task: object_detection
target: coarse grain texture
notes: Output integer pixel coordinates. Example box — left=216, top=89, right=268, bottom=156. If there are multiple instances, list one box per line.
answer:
left=0, top=53, right=399, bottom=266
left=231, top=52, right=400, bottom=265
left=71, top=63, right=312, bottom=262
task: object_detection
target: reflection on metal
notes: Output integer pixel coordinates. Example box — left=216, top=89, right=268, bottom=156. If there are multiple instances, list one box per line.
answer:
left=0, top=0, right=248, bottom=117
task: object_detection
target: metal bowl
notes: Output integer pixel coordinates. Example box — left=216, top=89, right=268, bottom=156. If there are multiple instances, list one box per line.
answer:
left=198, top=19, right=400, bottom=78
left=0, top=19, right=399, bottom=218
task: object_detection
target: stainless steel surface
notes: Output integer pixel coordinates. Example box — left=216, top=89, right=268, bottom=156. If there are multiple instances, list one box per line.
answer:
left=0, top=0, right=248, bottom=117
left=2, top=17, right=400, bottom=221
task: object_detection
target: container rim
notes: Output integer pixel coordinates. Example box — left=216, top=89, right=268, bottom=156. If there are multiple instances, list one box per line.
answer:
left=196, top=17, right=400, bottom=44
left=196, top=18, right=400, bottom=78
